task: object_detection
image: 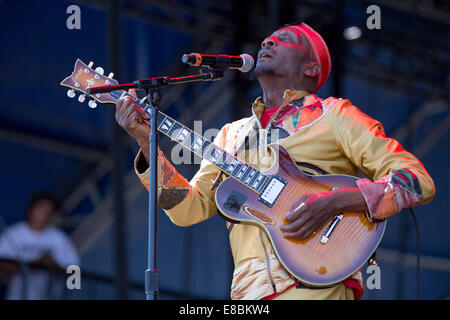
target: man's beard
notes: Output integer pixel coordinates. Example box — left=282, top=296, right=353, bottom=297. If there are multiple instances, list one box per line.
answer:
left=254, top=62, right=277, bottom=78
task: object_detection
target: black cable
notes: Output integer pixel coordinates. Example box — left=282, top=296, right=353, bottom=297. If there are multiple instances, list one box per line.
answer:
left=409, top=208, right=421, bottom=300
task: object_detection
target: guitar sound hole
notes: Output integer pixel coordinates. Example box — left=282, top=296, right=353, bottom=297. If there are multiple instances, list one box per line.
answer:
left=243, top=206, right=275, bottom=225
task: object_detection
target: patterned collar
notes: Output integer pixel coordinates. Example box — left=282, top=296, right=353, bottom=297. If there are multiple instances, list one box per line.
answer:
left=251, top=90, right=323, bottom=127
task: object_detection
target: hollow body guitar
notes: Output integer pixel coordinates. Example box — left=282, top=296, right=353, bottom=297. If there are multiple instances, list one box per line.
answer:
left=61, top=59, right=386, bottom=287
left=216, top=144, right=386, bottom=287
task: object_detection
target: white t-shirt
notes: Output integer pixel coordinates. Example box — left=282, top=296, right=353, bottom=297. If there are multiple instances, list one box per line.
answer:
left=0, top=222, right=80, bottom=300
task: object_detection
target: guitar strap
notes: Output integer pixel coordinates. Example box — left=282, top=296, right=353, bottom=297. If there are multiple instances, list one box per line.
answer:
left=210, top=118, right=257, bottom=192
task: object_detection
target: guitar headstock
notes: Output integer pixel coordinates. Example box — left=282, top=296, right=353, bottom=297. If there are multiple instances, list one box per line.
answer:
left=60, top=59, right=119, bottom=108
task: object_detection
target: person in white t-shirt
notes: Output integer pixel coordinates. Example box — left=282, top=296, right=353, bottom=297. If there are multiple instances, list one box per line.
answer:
left=0, top=193, right=79, bottom=300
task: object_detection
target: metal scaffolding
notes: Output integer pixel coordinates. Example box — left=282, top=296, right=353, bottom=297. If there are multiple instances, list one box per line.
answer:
left=3, top=0, right=447, bottom=299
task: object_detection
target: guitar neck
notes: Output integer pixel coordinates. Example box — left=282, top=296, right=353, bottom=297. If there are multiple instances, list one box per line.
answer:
left=109, top=91, right=269, bottom=194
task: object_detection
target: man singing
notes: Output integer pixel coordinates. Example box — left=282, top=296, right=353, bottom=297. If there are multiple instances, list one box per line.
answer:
left=115, top=22, right=435, bottom=300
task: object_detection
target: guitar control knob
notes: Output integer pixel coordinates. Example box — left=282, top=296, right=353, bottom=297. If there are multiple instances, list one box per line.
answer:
left=88, top=100, right=97, bottom=108
left=67, top=89, right=76, bottom=98
left=95, top=67, right=104, bottom=75
left=78, top=94, right=86, bottom=103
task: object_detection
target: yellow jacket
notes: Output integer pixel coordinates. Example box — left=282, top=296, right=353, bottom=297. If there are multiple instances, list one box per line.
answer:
left=134, top=90, right=435, bottom=300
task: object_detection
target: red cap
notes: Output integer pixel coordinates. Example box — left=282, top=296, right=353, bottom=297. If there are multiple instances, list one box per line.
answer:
left=289, top=23, right=332, bottom=92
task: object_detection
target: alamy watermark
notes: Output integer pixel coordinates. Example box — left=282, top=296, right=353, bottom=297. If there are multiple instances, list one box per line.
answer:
left=66, top=265, right=81, bottom=290
left=166, top=121, right=282, bottom=173
left=366, top=265, right=381, bottom=290
left=66, top=5, right=81, bottom=30
left=366, top=5, right=381, bottom=30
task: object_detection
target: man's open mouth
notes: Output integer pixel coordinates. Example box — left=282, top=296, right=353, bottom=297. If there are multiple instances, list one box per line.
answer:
left=258, top=51, right=273, bottom=59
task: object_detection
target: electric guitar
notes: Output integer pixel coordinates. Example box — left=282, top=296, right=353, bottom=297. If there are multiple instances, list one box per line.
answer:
left=61, top=59, right=386, bottom=287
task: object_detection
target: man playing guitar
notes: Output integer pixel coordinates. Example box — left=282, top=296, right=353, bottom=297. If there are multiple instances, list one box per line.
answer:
left=114, top=22, right=435, bottom=300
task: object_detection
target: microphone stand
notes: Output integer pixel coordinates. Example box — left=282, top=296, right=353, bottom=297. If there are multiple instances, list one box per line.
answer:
left=89, top=67, right=224, bottom=300
left=146, top=88, right=160, bottom=300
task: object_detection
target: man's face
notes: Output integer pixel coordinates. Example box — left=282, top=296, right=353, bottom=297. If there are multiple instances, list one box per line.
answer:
left=28, top=199, right=55, bottom=230
left=254, top=26, right=313, bottom=79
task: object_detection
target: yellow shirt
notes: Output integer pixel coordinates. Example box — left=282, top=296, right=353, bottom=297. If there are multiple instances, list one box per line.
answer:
left=134, top=90, right=435, bottom=299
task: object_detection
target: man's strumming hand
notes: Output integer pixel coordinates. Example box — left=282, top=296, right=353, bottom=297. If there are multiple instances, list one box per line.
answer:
left=280, top=187, right=368, bottom=240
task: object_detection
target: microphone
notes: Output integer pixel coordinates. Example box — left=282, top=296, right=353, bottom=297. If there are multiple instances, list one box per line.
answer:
left=182, top=53, right=254, bottom=72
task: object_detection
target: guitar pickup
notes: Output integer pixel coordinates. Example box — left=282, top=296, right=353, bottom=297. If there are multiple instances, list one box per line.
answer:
left=258, top=176, right=287, bottom=208
left=320, top=213, right=343, bottom=244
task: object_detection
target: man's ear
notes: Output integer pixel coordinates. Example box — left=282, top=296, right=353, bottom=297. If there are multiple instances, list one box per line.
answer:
left=304, top=62, right=321, bottom=78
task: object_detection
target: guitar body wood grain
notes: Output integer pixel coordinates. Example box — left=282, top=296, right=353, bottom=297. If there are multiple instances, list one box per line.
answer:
left=215, top=144, right=386, bottom=287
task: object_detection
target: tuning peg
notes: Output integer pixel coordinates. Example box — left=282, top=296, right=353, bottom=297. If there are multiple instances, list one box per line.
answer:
left=88, top=61, right=94, bottom=68
left=78, top=94, right=86, bottom=103
left=88, top=100, right=97, bottom=108
left=95, top=67, right=104, bottom=75
left=108, top=72, right=114, bottom=79
left=67, top=89, right=76, bottom=98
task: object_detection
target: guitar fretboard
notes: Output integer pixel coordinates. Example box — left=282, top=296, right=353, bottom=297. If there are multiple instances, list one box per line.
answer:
left=110, top=91, right=269, bottom=194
